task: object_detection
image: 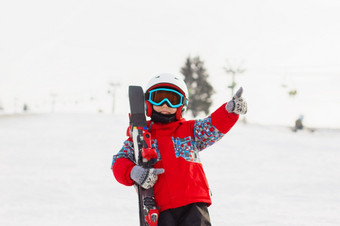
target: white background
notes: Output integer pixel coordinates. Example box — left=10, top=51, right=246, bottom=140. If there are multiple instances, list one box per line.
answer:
left=1, top=0, right=340, bottom=128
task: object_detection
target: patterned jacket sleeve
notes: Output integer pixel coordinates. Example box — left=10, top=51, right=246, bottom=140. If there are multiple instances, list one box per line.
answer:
left=193, top=103, right=239, bottom=151
left=111, top=138, right=136, bottom=186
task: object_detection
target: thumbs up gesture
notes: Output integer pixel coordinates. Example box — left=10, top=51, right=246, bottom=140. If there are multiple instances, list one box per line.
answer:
left=226, top=87, right=248, bottom=115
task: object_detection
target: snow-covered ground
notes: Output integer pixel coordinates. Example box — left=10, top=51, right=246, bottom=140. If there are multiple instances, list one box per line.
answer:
left=1, top=113, right=340, bottom=226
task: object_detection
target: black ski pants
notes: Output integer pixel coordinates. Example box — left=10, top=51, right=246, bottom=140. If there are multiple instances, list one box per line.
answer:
left=158, top=202, right=211, bottom=226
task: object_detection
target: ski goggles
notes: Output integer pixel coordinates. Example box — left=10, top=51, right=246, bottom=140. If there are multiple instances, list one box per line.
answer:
left=146, top=88, right=187, bottom=108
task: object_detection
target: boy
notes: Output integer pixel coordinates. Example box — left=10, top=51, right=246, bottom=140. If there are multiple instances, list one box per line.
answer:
left=112, top=73, right=247, bottom=225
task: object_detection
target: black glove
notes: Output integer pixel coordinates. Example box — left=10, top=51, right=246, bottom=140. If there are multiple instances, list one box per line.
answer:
left=226, top=87, right=247, bottom=115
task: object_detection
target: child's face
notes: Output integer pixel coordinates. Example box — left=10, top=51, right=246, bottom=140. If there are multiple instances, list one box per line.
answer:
left=153, top=104, right=177, bottom=115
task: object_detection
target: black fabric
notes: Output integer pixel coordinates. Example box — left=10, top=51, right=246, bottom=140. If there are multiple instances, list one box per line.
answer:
left=150, top=110, right=177, bottom=124
left=158, top=203, right=211, bottom=226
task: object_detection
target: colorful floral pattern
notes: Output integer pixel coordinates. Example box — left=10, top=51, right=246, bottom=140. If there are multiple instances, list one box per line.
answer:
left=112, top=139, right=161, bottom=167
left=111, top=140, right=135, bottom=167
left=112, top=116, right=225, bottom=166
left=194, top=117, right=224, bottom=151
left=172, top=136, right=200, bottom=163
left=151, top=139, right=161, bottom=162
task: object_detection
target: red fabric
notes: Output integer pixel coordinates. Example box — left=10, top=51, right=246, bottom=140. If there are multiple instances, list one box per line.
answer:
left=212, top=103, right=239, bottom=133
left=112, top=103, right=239, bottom=212
left=112, top=158, right=135, bottom=186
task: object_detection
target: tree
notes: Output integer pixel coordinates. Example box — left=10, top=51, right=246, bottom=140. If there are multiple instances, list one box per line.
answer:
left=181, top=56, right=214, bottom=117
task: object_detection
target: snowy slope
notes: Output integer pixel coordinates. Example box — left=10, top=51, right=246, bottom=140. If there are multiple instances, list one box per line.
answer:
left=1, top=113, right=340, bottom=226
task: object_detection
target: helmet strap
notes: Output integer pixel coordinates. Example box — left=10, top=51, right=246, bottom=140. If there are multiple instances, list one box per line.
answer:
left=176, top=105, right=184, bottom=120
left=145, top=101, right=153, bottom=117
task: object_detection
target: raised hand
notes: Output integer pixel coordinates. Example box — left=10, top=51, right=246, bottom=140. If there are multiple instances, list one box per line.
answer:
left=226, top=87, right=248, bottom=115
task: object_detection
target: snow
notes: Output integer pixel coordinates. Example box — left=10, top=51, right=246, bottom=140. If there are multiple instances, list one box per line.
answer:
left=1, top=113, right=340, bottom=225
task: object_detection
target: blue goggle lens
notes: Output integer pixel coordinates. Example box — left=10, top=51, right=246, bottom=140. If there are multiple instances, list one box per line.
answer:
left=148, top=88, right=185, bottom=108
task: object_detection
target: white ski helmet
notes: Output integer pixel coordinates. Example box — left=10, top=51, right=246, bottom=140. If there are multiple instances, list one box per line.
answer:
left=145, top=73, right=189, bottom=120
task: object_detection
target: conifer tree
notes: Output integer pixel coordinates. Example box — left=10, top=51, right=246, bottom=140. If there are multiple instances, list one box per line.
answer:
left=180, top=56, right=214, bottom=117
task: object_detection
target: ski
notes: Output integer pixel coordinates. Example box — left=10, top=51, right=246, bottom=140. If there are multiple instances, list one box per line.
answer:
left=128, top=85, right=159, bottom=226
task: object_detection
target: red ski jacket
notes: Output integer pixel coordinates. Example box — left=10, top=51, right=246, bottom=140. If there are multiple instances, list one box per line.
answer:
left=112, top=103, right=239, bottom=212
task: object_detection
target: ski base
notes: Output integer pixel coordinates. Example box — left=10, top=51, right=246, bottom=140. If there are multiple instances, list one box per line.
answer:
left=129, top=85, right=160, bottom=226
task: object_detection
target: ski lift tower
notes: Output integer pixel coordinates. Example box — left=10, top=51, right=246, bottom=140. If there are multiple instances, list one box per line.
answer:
left=50, top=93, right=58, bottom=113
left=108, top=82, right=120, bottom=113
left=224, top=60, right=246, bottom=98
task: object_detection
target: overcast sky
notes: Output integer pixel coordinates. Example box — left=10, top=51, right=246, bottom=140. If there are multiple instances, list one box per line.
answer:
left=1, top=0, right=340, bottom=127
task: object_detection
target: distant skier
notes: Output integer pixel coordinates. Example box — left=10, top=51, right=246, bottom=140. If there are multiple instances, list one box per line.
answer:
left=293, top=115, right=304, bottom=132
left=111, top=73, right=247, bottom=225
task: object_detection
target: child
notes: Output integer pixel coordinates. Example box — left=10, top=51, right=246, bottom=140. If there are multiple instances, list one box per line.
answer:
left=111, top=73, right=247, bottom=226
